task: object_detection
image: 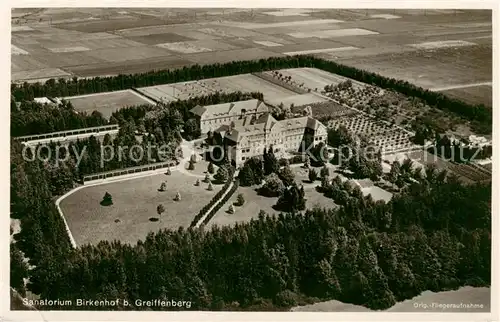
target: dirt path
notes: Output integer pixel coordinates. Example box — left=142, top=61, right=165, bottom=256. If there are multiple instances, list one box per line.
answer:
left=430, top=81, right=492, bottom=91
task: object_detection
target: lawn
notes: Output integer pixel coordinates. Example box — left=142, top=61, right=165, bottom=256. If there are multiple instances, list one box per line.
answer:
left=207, top=166, right=338, bottom=228
left=60, top=170, right=222, bottom=246
left=67, top=90, right=153, bottom=118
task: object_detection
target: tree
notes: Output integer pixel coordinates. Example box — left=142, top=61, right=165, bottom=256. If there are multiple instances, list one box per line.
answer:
left=214, top=165, right=229, bottom=183
left=157, top=204, right=165, bottom=216
left=228, top=204, right=235, bottom=214
left=195, top=179, right=200, bottom=186
left=320, top=165, right=330, bottom=178
left=263, top=146, right=279, bottom=175
left=174, top=192, right=181, bottom=201
left=259, top=173, right=285, bottom=197
left=188, top=160, right=195, bottom=170
left=308, top=168, right=318, bottom=182
left=235, top=193, right=245, bottom=206
left=279, top=165, right=295, bottom=186
left=247, top=157, right=264, bottom=184
left=101, top=192, right=113, bottom=206
left=204, top=173, right=211, bottom=183
left=166, top=168, right=172, bottom=175
left=207, top=162, right=215, bottom=174
left=304, top=155, right=310, bottom=169
left=207, top=182, right=214, bottom=191
left=238, top=163, right=255, bottom=186
left=159, top=182, right=167, bottom=191
left=276, top=184, right=306, bottom=212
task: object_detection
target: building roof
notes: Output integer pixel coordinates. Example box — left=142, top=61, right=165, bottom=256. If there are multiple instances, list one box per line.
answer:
left=190, top=99, right=267, bottom=119
left=222, top=113, right=326, bottom=144
left=34, top=97, right=54, bottom=105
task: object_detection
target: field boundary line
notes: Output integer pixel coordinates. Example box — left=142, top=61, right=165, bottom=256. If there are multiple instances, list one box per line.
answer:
left=62, top=89, right=131, bottom=100
left=430, top=82, right=492, bottom=91
left=129, top=89, right=157, bottom=105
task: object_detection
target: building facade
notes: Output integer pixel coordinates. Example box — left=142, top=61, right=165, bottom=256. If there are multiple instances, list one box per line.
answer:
left=190, top=99, right=269, bottom=134
left=215, top=113, right=327, bottom=165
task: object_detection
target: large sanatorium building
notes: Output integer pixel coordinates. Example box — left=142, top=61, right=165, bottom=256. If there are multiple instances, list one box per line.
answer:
left=190, top=99, right=327, bottom=165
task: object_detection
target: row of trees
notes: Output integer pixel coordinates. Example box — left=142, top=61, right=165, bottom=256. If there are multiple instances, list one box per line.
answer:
left=12, top=55, right=491, bottom=133
left=190, top=164, right=236, bottom=228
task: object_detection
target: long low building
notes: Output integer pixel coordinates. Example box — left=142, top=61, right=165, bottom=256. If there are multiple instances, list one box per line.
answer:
left=190, top=99, right=269, bottom=134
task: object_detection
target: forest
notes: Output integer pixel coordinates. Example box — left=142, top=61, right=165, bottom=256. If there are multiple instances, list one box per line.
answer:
left=11, top=55, right=491, bottom=134
left=11, top=124, right=491, bottom=311
left=10, top=57, right=491, bottom=311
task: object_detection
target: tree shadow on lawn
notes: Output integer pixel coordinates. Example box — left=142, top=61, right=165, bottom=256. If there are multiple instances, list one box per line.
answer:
left=100, top=200, right=113, bottom=207
left=149, top=217, right=159, bottom=222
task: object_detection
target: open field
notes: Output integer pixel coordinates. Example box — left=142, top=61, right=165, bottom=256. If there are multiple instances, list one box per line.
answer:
left=11, top=9, right=491, bottom=105
left=439, top=85, right=492, bottom=107
left=66, top=90, right=153, bottom=118
left=59, top=170, right=222, bottom=246
left=336, top=44, right=492, bottom=90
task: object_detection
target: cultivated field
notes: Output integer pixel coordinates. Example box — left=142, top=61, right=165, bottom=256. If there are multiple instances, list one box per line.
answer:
left=336, top=44, right=492, bottom=90
left=11, top=9, right=491, bottom=105
left=66, top=90, right=154, bottom=118
left=60, top=170, right=222, bottom=246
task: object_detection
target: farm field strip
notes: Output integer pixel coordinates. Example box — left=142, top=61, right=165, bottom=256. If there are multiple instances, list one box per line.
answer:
left=11, top=44, right=29, bottom=55
left=48, top=46, right=91, bottom=53
left=409, top=40, right=477, bottom=49
left=218, top=18, right=345, bottom=29
left=12, top=68, right=71, bottom=82
left=253, top=40, right=283, bottom=47
left=369, top=14, right=401, bottom=19
left=262, top=9, right=314, bottom=16
left=284, top=46, right=359, bottom=55
left=288, top=28, right=379, bottom=38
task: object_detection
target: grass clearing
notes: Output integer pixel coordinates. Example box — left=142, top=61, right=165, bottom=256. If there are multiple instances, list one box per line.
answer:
left=439, top=85, right=492, bottom=107
left=60, top=170, right=222, bottom=246
left=67, top=90, right=152, bottom=118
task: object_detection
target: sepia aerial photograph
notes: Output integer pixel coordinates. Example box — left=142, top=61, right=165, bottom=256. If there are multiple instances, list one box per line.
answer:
left=7, top=5, right=495, bottom=316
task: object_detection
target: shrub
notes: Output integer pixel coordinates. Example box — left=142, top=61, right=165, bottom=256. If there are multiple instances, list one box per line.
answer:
left=259, top=173, right=285, bottom=197
left=274, top=290, right=299, bottom=307
left=101, top=192, right=113, bottom=206
left=235, top=193, right=245, bottom=206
